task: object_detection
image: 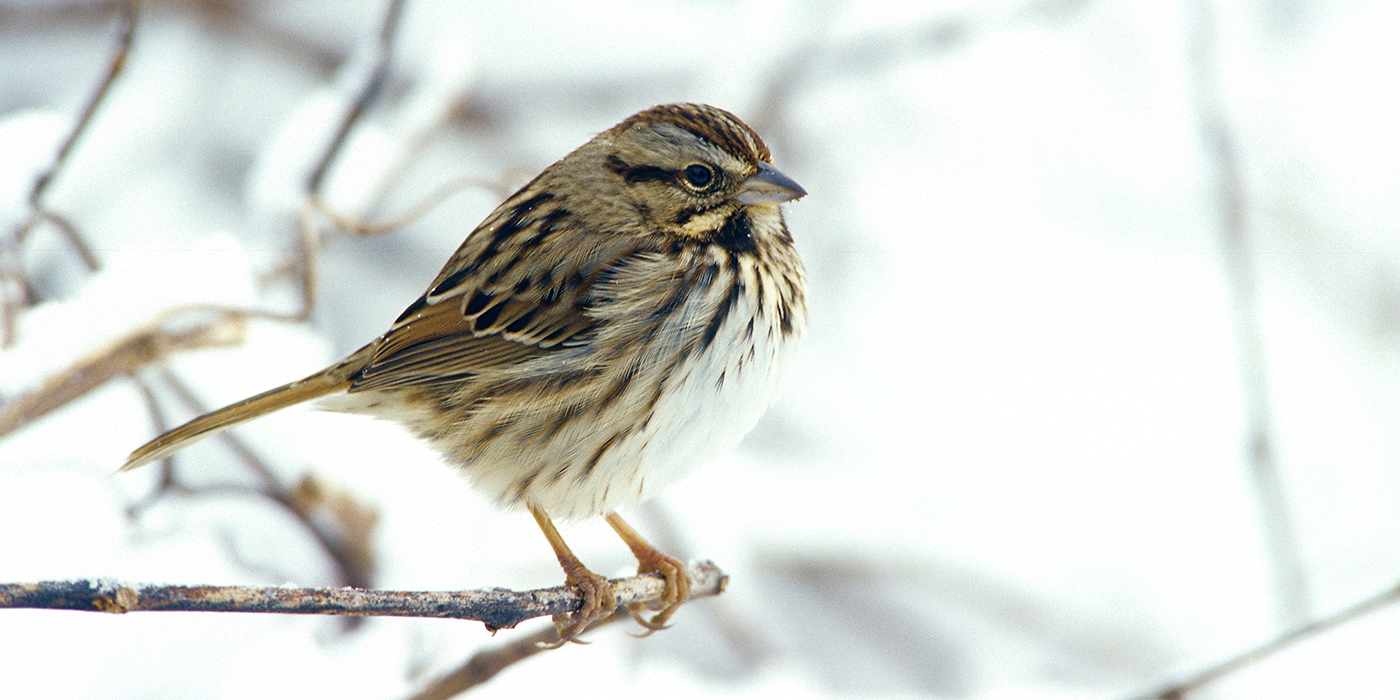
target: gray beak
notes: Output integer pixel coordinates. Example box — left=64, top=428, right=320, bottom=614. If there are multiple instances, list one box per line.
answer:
left=737, top=161, right=807, bottom=205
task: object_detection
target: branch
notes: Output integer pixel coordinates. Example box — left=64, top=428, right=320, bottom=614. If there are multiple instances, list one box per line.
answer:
left=403, top=608, right=630, bottom=700
left=303, top=0, right=407, bottom=196
left=0, top=307, right=247, bottom=440
left=1128, top=578, right=1400, bottom=700
left=0, top=561, right=727, bottom=633
left=1185, top=0, right=1308, bottom=624
left=2, top=0, right=134, bottom=347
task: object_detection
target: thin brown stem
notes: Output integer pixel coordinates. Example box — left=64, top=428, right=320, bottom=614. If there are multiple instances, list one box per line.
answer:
left=401, top=609, right=633, bottom=700
left=1129, top=580, right=1400, bottom=700
left=0, top=561, right=727, bottom=631
left=1185, top=0, right=1308, bottom=624
left=303, top=0, right=407, bottom=195
left=0, top=310, right=246, bottom=440
left=145, top=368, right=379, bottom=591
left=2, top=0, right=135, bottom=347
left=27, top=0, right=135, bottom=213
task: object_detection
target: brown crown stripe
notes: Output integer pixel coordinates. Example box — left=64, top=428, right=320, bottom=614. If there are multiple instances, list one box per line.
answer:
left=615, top=104, right=771, bottom=166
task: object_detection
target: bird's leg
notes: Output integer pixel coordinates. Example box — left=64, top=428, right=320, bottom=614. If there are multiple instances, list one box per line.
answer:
left=530, top=505, right=616, bottom=646
left=604, top=511, right=691, bottom=632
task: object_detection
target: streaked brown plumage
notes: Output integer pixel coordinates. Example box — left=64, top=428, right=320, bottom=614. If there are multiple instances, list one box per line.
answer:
left=122, top=103, right=807, bottom=642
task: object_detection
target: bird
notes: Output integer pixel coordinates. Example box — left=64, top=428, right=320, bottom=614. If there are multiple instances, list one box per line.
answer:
left=120, top=103, right=808, bottom=643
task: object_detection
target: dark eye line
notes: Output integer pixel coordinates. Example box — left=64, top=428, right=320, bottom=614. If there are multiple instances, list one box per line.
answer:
left=605, top=153, right=722, bottom=194
left=605, top=153, right=671, bottom=185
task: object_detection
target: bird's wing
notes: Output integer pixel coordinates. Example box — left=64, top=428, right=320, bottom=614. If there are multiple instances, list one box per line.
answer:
left=351, top=190, right=641, bottom=392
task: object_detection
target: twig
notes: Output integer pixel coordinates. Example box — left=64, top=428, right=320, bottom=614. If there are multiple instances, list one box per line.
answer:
left=0, top=298, right=380, bottom=593
left=0, top=308, right=246, bottom=440
left=2, top=0, right=136, bottom=347
left=1128, top=579, right=1400, bottom=700
left=0, top=300, right=315, bottom=441
left=1185, top=0, right=1308, bottom=624
left=305, top=173, right=507, bottom=240
left=0, top=561, right=727, bottom=633
left=402, top=609, right=631, bottom=700
left=135, top=367, right=381, bottom=594
left=149, top=364, right=281, bottom=488
left=26, top=0, right=136, bottom=217
left=304, top=0, right=408, bottom=196
left=284, top=0, right=408, bottom=320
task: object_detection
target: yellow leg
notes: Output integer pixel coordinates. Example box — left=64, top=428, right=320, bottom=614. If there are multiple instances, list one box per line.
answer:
left=530, top=505, right=616, bottom=645
left=604, top=512, right=692, bottom=632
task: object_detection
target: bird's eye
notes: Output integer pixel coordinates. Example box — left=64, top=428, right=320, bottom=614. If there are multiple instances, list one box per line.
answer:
left=683, top=163, right=715, bottom=189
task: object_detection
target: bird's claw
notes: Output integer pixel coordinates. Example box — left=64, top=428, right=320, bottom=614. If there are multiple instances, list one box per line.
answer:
left=538, top=567, right=616, bottom=648
left=627, top=550, right=691, bottom=634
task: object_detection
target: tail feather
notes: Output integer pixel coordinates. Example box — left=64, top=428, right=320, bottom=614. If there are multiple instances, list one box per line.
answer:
left=120, top=347, right=372, bottom=472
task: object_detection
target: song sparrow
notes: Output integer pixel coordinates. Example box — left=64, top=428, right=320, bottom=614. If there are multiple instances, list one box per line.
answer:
left=121, top=103, right=808, bottom=643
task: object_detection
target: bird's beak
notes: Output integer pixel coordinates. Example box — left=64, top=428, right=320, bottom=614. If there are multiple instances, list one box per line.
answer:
left=737, top=161, right=807, bottom=205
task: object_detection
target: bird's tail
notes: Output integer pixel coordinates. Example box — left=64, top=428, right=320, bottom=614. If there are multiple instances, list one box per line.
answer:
left=120, top=345, right=372, bottom=472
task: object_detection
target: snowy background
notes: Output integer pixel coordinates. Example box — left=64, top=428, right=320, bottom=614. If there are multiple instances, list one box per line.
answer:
left=3, top=0, right=1400, bottom=698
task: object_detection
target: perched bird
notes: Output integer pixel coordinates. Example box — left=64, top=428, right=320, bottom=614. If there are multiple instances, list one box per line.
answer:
left=121, top=103, right=808, bottom=642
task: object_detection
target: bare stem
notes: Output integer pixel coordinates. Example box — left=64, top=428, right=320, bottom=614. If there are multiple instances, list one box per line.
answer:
left=304, top=0, right=407, bottom=195
left=0, top=561, right=727, bottom=634
left=2, top=0, right=135, bottom=346
left=402, top=609, right=632, bottom=700
left=1128, top=579, right=1400, bottom=700
left=26, top=0, right=136, bottom=212
left=0, top=308, right=246, bottom=440
left=1185, top=0, right=1308, bottom=624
